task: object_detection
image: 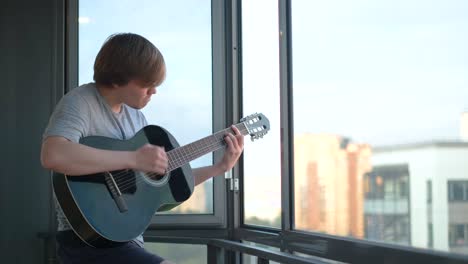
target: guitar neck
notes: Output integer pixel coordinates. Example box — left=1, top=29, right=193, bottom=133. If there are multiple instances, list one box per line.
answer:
left=166, top=122, right=249, bottom=172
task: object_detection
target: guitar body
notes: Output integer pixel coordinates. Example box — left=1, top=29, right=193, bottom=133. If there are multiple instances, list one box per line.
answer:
left=52, top=125, right=194, bottom=248
left=52, top=113, right=270, bottom=248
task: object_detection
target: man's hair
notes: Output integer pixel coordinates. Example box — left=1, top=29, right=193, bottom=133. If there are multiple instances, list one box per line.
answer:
left=93, top=33, right=166, bottom=87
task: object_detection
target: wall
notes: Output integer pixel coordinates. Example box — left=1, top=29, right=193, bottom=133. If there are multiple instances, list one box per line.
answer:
left=0, top=0, right=63, bottom=263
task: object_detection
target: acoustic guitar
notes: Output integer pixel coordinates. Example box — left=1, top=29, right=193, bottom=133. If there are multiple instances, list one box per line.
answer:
left=52, top=113, right=270, bottom=247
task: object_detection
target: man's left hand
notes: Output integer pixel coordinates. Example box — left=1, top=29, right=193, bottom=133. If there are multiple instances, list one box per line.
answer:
left=218, top=125, right=244, bottom=172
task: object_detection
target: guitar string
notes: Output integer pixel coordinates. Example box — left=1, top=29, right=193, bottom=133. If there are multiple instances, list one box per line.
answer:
left=107, top=124, right=245, bottom=181
left=110, top=126, right=249, bottom=192
left=112, top=124, right=247, bottom=183
left=101, top=125, right=254, bottom=192
left=112, top=126, right=251, bottom=192
left=114, top=135, right=225, bottom=190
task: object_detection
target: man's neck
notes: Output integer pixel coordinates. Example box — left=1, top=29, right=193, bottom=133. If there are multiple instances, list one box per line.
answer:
left=96, top=84, right=123, bottom=113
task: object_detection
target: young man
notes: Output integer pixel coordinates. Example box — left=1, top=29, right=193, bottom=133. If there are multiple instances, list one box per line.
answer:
left=41, top=33, right=244, bottom=264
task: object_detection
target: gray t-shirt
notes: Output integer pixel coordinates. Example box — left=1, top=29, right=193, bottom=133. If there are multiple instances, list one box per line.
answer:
left=43, top=82, right=147, bottom=244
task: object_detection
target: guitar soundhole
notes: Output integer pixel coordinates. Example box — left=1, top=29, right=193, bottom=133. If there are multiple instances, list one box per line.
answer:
left=147, top=173, right=166, bottom=181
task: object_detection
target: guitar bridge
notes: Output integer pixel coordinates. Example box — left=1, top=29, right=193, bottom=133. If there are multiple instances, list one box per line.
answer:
left=104, top=171, right=128, bottom=213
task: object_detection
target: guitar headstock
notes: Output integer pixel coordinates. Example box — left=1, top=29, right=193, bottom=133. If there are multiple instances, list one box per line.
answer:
left=240, top=113, right=270, bottom=141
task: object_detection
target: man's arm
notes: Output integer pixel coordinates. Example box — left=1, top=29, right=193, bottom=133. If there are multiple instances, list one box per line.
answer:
left=193, top=126, right=244, bottom=186
left=193, top=165, right=225, bottom=186
left=41, top=136, right=168, bottom=176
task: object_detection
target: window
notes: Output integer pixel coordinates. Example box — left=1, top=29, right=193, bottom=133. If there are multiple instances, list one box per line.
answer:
left=449, top=224, right=468, bottom=247
left=146, top=243, right=206, bottom=263
left=427, top=180, right=432, bottom=204
left=71, top=0, right=468, bottom=262
left=77, top=0, right=228, bottom=227
left=241, top=0, right=282, bottom=228
left=291, top=0, right=468, bottom=256
left=365, top=215, right=410, bottom=245
left=365, top=166, right=410, bottom=201
left=428, top=223, right=433, bottom=248
left=242, top=242, right=281, bottom=264
left=449, top=181, right=468, bottom=202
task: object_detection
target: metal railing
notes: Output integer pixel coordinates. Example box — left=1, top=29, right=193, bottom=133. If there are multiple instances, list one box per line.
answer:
left=207, top=239, right=330, bottom=264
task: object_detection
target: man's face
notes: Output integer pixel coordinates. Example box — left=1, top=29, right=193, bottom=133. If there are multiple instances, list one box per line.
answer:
left=119, top=80, right=157, bottom=109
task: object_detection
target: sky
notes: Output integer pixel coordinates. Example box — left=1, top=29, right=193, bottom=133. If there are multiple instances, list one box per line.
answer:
left=240, top=0, right=468, bottom=220
left=78, top=0, right=468, bottom=220
left=79, top=0, right=468, bottom=147
left=291, top=0, right=468, bottom=146
left=79, top=0, right=213, bottom=168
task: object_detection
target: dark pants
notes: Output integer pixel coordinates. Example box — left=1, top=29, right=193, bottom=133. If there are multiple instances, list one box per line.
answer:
left=56, top=231, right=165, bottom=264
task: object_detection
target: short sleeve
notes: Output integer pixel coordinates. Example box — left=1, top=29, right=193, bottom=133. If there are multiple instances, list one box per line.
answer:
left=138, top=111, right=148, bottom=127
left=42, top=93, right=90, bottom=143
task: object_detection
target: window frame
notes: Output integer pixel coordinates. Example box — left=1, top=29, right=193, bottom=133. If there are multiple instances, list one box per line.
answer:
left=68, top=0, right=230, bottom=230
left=67, top=0, right=468, bottom=263
left=235, top=1, right=468, bottom=263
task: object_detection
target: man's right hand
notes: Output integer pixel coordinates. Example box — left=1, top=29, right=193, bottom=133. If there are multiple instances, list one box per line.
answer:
left=134, top=144, right=168, bottom=175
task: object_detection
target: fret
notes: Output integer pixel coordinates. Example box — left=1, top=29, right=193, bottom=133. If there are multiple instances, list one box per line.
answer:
left=166, top=123, right=249, bottom=172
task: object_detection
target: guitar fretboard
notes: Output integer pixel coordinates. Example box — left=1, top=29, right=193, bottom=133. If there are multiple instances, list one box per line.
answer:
left=166, top=123, right=248, bottom=171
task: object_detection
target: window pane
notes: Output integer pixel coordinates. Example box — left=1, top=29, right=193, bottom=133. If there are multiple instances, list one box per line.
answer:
left=243, top=254, right=280, bottom=264
left=427, top=181, right=432, bottom=204
left=79, top=0, right=213, bottom=213
left=146, top=242, right=206, bottom=264
left=241, top=0, right=282, bottom=228
left=292, top=0, right=468, bottom=255
left=242, top=242, right=281, bottom=264
left=294, top=252, right=347, bottom=264
left=449, top=181, right=465, bottom=201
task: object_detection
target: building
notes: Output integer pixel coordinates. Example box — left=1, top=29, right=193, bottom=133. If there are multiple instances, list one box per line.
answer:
left=371, top=141, right=468, bottom=254
left=294, top=133, right=371, bottom=237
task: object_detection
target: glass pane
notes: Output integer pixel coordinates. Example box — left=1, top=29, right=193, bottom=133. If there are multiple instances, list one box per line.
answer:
left=449, top=182, right=465, bottom=201
left=241, top=0, right=282, bottom=228
left=79, top=0, right=213, bottom=213
left=243, top=254, right=281, bottom=264
left=146, top=242, right=206, bottom=264
left=292, top=0, right=468, bottom=256
left=242, top=241, right=281, bottom=264
left=294, top=252, right=347, bottom=264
